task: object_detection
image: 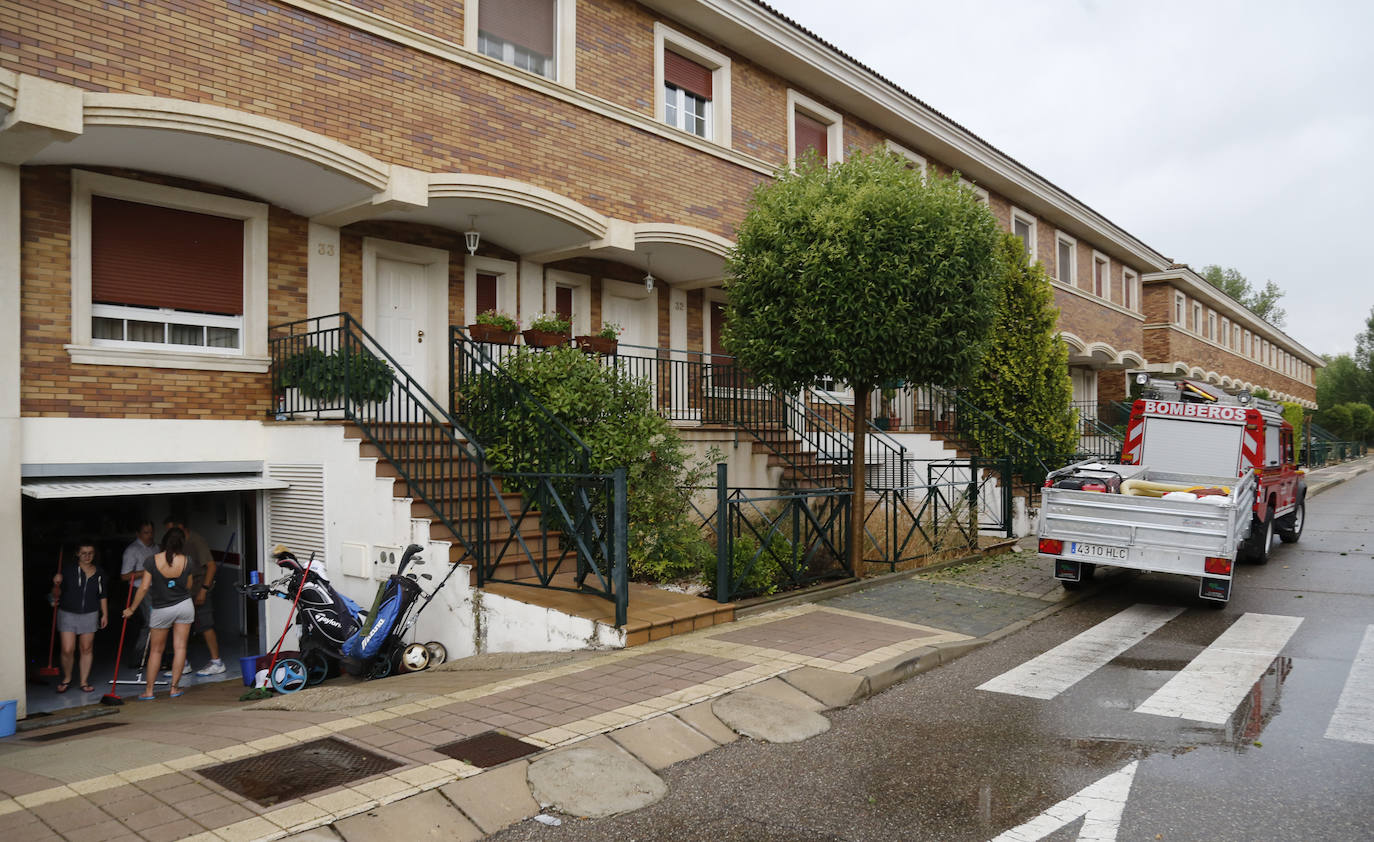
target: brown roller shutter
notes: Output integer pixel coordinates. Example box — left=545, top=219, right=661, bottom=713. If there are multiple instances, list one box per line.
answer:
left=91, top=196, right=244, bottom=315
left=555, top=286, right=573, bottom=324
left=664, top=50, right=712, bottom=100
left=480, top=0, right=554, bottom=56
left=476, top=273, right=499, bottom=315
left=795, top=111, right=828, bottom=160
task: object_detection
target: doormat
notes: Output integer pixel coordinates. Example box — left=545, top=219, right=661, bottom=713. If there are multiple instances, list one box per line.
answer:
left=435, top=731, right=542, bottom=768
left=195, top=737, right=401, bottom=806
left=23, top=721, right=125, bottom=742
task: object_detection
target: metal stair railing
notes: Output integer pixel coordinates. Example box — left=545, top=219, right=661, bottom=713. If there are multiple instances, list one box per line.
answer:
left=807, top=388, right=910, bottom=490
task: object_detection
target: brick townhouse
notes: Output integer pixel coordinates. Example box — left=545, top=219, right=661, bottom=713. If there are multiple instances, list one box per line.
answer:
left=0, top=0, right=1320, bottom=715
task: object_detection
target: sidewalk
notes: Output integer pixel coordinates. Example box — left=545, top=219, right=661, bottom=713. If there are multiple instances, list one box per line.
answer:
left=2, top=453, right=1368, bottom=841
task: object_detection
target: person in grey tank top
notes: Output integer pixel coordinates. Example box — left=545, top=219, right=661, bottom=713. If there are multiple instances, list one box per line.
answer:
left=122, top=527, right=194, bottom=700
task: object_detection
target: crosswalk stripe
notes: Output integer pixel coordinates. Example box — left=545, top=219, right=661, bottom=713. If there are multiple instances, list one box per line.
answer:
left=1136, top=612, right=1303, bottom=724
left=1325, top=624, right=1374, bottom=745
left=978, top=604, right=1185, bottom=700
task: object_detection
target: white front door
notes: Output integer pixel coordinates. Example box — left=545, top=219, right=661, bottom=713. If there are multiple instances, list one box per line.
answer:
left=375, top=256, right=432, bottom=394
left=603, top=283, right=657, bottom=351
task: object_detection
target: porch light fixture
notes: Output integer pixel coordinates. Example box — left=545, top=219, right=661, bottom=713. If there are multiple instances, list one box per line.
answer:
left=464, top=217, right=480, bottom=255
left=643, top=253, right=655, bottom=293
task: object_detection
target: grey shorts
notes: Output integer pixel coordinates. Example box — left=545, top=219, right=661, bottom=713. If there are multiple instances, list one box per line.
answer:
left=149, top=599, right=194, bottom=629
left=57, top=609, right=99, bottom=635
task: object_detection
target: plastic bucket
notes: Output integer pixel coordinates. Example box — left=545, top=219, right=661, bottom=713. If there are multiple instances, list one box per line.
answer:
left=239, top=656, right=260, bottom=687
left=0, top=700, right=16, bottom=737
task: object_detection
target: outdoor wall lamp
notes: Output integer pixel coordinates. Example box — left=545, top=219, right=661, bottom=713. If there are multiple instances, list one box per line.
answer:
left=643, top=253, right=655, bottom=293
left=464, top=216, right=480, bottom=255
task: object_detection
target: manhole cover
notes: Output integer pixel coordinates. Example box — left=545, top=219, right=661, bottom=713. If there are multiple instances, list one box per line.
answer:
left=196, top=737, right=401, bottom=806
left=23, top=722, right=124, bottom=742
left=436, top=731, right=541, bottom=768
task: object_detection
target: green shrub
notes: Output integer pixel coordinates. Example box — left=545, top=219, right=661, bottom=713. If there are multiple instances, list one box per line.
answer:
left=277, top=347, right=393, bottom=404
left=717, top=529, right=792, bottom=598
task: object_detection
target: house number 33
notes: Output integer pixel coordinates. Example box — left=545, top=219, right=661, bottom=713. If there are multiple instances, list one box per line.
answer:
left=316, top=243, right=336, bottom=256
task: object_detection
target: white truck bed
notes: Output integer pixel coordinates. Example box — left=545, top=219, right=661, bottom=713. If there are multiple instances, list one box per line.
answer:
left=1038, top=464, right=1257, bottom=601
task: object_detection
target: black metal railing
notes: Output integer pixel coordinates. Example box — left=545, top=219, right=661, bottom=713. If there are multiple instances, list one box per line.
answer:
left=808, top=388, right=910, bottom=489
left=269, top=315, right=628, bottom=625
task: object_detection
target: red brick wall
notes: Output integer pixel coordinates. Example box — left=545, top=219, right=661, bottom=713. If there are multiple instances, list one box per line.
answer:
left=1053, top=288, right=1142, bottom=354
left=1143, top=326, right=1315, bottom=401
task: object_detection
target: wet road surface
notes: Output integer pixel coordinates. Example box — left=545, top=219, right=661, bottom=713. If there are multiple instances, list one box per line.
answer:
left=489, top=470, right=1374, bottom=841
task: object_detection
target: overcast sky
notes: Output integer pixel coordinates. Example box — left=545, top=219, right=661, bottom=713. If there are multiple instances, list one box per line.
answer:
left=768, top=0, right=1374, bottom=359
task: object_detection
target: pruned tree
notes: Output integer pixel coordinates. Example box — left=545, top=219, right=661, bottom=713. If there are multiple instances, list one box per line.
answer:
left=724, top=149, right=1002, bottom=571
left=967, top=232, right=1076, bottom=462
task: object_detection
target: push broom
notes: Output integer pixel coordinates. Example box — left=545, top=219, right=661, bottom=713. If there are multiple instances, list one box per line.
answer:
left=37, top=547, right=63, bottom=678
left=101, top=581, right=137, bottom=706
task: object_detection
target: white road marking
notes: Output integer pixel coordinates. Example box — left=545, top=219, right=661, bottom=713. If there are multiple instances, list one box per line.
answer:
left=1325, top=624, right=1374, bottom=744
left=978, top=604, right=1184, bottom=700
left=989, top=761, right=1139, bottom=842
left=1136, top=612, right=1303, bottom=724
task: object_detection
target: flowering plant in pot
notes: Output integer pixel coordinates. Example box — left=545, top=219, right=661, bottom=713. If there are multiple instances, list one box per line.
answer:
left=577, top=322, right=621, bottom=354
left=522, top=313, right=571, bottom=347
left=468, top=310, right=519, bottom=344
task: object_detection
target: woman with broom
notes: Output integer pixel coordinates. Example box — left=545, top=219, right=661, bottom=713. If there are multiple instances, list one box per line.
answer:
left=122, top=527, right=193, bottom=700
left=51, top=542, right=108, bottom=694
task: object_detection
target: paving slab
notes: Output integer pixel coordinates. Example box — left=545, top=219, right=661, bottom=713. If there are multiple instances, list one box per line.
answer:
left=736, top=676, right=827, bottom=712
left=711, top=689, right=830, bottom=743
left=285, top=827, right=344, bottom=840
left=671, top=702, right=740, bottom=746
left=438, top=760, right=541, bottom=835
left=779, top=667, right=869, bottom=709
left=526, top=747, right=666, bottom=818
left=333, top=789, right=481, bottom=842
left=607, top=714, right=718, bottom=770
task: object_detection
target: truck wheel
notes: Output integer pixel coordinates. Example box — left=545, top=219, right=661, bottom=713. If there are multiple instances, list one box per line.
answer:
left=1246, top=508, right=1274, bottom=564
left=1278, top=499, right=1305, bottom=544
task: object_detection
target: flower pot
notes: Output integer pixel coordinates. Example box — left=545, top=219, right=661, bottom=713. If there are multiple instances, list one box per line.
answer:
left=522, top=328, right=570, bottom=348
left=468, top=323, right=517, bottom=345
left=575, top=335, right=618, bottom=355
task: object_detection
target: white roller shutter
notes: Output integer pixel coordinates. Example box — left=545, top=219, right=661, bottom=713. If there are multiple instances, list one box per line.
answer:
left=266, top=463, right=325, bottom=564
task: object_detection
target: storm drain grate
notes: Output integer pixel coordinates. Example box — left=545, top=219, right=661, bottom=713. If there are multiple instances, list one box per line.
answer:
left=435, top=731, right=542, bottom=768
left=195, top=737, right=401, bottom=806
left=23, top=721, right=125, bottom=742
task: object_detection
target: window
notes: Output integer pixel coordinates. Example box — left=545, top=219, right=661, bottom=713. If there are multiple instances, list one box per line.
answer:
left=1011, top=207, right=1036, bottom=260
left=787, top=90, right=843, bottom=166
left=884, top=140, right=927, bottom=178
left=1122, top=269, right=1137, bottom=311
left=655, top=24, right=730, bottom=146
left=467, top=0, right=575, bottom=84
left=1221, top=317, right=1230, bottom=347
left=464, top=256, right=517, bottom=325
left=1192, top=302, right=1202, bottom=334
left=1056, top=233, right=1076, bottom=286
left=1092, top=252, right=1108, bottom=298
left=69, top=171, right=268, bottom=371
left=1207, top=311, right=1216, bottom=341
left=960, top=177, right=990, bottom=205
left=1175, top=292, right=1186, bottom=325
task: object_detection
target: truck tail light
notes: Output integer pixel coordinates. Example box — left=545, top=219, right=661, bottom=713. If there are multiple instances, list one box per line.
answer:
left=1039, top=538, right=1064, bottom=555
left=1081, top=482, right=1107, bottom=492
left=1204, top=556, right=1233, bottom=575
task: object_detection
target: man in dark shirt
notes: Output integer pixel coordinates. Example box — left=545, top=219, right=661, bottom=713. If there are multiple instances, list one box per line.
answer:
left=120, top=520, right=157, bottom=673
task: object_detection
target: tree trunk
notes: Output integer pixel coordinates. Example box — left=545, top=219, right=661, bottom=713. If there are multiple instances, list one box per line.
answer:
left=850, top=384, right=870, bottom=578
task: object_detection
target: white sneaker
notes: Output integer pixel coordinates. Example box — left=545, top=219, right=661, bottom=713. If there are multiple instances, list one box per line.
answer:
left=196, top=660, right=226, bottom=676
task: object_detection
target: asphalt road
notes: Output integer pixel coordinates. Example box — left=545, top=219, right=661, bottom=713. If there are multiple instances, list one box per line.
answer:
left=489, top=470, right=1374, bottom=842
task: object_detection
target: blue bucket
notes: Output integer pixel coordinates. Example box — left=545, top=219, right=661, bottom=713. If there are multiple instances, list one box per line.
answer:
left=239, top=655, right=260, bottom=687
left=0, top=700, right=16, bottom=738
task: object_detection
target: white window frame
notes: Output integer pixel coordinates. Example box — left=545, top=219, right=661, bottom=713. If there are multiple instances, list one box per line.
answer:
left=1091, top=250, right=1110, bottom=299
left=654, top=23, right=731, bottom=147
left=1207, top=310, right=1216, bottom=341
left=544, top=268, right=590, bottom=338
left=91, top=303, right=244, bottom=356
left=1122, top=268, right=1138, bottom=312
left=1192, top=302, right=1202, bottom=334
left=884, top=140, right=927, bottom=178
left=1174, top=291, right=1186, bottom=325
left=464, top=255, right=519, bottom=326
left=68, top=170, right=269, bottom=372
left=960, top=177, right=990, bottom=205
left=1055, top=232, right=1077, bottom=287
left=786, top=89, right=843, bottom=167
left=464, top=0, right=577, bottom=87
left=1010, top=207, right=1037, bottom=262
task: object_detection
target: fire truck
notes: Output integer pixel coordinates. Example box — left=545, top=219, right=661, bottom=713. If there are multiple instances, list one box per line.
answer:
left=1037, top=377, right=1305, bottom=603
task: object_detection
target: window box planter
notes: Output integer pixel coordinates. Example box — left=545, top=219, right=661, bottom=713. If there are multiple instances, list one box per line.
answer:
left=575, top=335, right=618, bottom=355
left=522, top=329, right=570, bottom=348
left=468, top=323, right=518, bottom=345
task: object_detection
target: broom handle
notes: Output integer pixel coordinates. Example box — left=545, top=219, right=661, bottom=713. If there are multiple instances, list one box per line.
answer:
left=42, top=546, right=64, bottom=671
left=107, top=577, right=136, bottom=694
left=267, top=554, right=314, bottom=674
